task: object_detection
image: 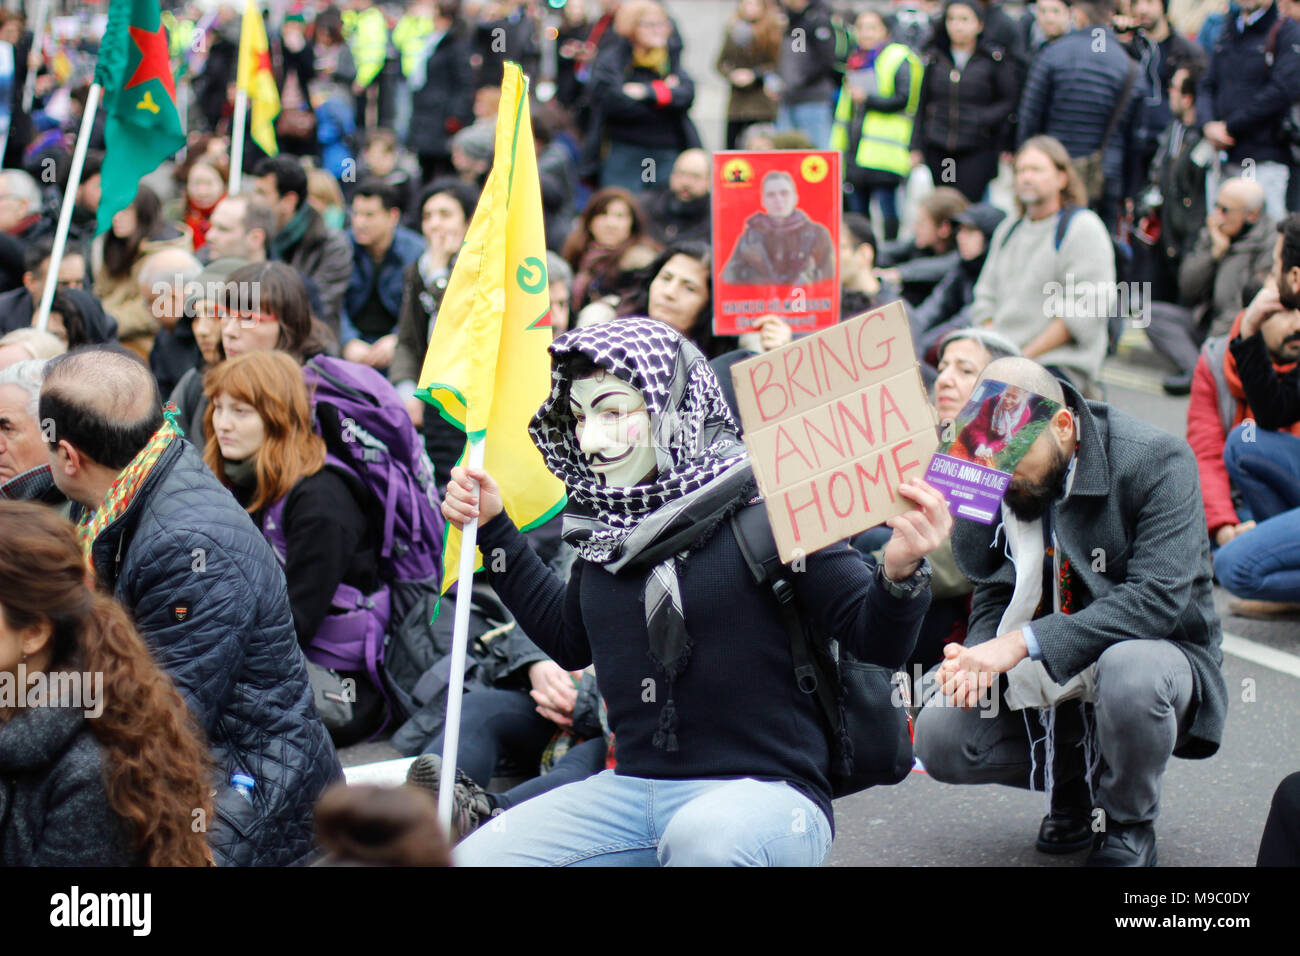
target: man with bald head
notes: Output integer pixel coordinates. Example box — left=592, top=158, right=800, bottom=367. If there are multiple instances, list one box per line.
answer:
left=139, top=247, right=204, bottom=397
left=647, top=148, right=712, bottom=246
left=39, top=346, right=341, bottom=865
left=1149, top=177, right=1275, bottom=394
left=914, top=356, right=1226, bottom=867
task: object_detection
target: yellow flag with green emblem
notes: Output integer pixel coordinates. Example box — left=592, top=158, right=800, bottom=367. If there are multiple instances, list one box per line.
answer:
left=417, top=63, right=566, bottom=594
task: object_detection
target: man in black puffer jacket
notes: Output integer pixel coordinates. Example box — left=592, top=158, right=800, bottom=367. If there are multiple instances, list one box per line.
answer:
left=39, top=346, right=341, bottom=867
left=1017, top=0, right=1145, bottom=231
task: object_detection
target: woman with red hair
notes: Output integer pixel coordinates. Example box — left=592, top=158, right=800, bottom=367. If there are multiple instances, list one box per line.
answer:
left=204, top=350, right=387, bottom=746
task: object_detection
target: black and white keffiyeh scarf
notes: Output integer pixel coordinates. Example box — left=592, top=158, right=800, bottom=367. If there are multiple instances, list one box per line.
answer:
left=530, top=318, right=756, bottom=751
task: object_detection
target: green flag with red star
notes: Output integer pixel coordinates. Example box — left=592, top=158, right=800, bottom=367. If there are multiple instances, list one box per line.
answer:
left=94, top=0, right=186, bottom=236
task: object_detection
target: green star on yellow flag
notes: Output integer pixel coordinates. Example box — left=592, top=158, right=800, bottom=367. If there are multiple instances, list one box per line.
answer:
left=417, top=63, right=566, bottom=595
left=94, top=0, right=187, bottom=236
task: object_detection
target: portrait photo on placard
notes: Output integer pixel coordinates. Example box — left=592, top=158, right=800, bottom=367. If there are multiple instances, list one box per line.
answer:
left=713, top=150, right=841, bottom=337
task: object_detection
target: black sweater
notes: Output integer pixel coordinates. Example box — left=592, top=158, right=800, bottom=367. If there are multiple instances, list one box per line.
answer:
left=1229, top=330, right=1300, bottom=431
left=478, top=510, right=929, bottom=830
left=250, top=468, right=379, bottom=645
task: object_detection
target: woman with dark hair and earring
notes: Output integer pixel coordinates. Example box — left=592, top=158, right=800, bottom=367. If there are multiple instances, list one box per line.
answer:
left=0, top=501, right=214, bottom=866
left=203, top=351, right=387, bottom=746
left=91, top=184, right=190, bottom=360
left=441, top=317, right=951, bottom=866
left=581, top=240, right=788, bottom=366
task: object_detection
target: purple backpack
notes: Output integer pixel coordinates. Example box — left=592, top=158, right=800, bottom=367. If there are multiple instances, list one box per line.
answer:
left=264, top=356, right=448, bottom=721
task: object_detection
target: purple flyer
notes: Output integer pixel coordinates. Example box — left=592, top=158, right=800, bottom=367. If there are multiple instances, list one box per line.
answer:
left=924, top=453, right=1012, bottom=523
left=924, top=380, right=1062, bottom=524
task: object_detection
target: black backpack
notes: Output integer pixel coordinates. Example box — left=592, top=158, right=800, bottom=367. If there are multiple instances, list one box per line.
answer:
left=729, top=503, right=914, bottom=797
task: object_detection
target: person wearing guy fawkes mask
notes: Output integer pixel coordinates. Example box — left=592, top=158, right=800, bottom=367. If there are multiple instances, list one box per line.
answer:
left=913, top=356, right=1226, bottom=867
left=439, top=317, right=952, bottom=866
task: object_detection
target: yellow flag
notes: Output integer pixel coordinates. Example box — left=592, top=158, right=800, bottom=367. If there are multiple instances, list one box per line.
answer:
left=417, top=63, right=566, bottom=594
left=236, top=0, right=279, bottom=156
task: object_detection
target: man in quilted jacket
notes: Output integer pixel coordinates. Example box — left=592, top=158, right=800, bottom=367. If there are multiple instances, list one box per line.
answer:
left=38, top=345, right=342, bottom=866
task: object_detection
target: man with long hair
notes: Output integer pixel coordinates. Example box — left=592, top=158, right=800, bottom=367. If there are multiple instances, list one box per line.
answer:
left=970, top=136, right=1116, bottom=398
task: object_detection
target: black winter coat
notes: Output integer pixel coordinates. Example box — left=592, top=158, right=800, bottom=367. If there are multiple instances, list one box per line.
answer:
left=0, top=704, right=140, bottom=866
left=407, top=29, right=475, bottom=161
left=585, top=38, right=698, bottom=158
left=1198, top=3, right=1300, bottom=167
left=1017, top=28, right=1145, bottom=200
left=911, top=41, right=1019, bottom=156
left=86, top=439, right=341, bottom=866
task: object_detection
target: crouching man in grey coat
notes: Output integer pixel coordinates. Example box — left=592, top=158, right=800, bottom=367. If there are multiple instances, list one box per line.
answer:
left=913, top=357, right=1227, bottom=867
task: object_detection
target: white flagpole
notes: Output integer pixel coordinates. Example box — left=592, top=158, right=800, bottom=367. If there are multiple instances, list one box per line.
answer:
left=34, top=82, right=101, bottom=333
left=21, top=0, right=50, bottom=112
left=229, top=87, right=248, bottom=194
left=437, top=436, right=486, bottom=837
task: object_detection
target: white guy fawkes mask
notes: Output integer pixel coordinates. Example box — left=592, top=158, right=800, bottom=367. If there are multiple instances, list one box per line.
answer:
left=569, top=372, right=657, bottom=487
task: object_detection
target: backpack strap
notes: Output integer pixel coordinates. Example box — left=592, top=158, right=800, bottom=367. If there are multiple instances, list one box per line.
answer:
left=1266, top=18, right=1283, bottom=67
left=998, top=217, right=1024, bottom=250
left=1001, top=204, right=1080, bottom=254
left=1054, top=204, right=1081, bottom=251
left=730, top=504, right=840, bottom=732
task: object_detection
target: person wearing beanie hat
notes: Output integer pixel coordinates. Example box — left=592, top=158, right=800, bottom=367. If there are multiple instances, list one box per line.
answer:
left=912, top=202, right=1010, bottom=362
left=450, top=121, right=497, bottom=189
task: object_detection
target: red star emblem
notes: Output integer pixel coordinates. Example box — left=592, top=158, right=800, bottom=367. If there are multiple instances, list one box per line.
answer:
left=257, top=50, right=272, bottom=74
left=124, top=25, right=177, bottom=106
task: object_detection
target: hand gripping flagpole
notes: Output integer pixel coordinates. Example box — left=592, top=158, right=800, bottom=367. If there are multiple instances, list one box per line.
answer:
left=438, top=436, right=486, bottom=837
left=34, top=82, right=102, bottom=333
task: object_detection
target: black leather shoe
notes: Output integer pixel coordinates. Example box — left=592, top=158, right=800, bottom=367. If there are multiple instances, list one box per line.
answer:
left=1036, top=810, right=1094, bottom=854
left=1162, top=371, right=1194, bottom=396
left=1085, top=821, right=1157, bottom=867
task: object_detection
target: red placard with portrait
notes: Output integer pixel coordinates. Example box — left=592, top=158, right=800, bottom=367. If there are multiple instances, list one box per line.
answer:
left=712, top=150, right=841, bottom=337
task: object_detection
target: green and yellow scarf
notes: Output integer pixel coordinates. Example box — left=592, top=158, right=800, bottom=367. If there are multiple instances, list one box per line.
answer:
left=76, top=412, right=182, bottom=570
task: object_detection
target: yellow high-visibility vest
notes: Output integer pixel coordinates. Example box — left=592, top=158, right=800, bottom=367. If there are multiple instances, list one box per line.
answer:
left=345, top=7, right=389, bottom=89
left=831, top=42, right=923, bottom=178
left=392, top=14, right=435, bottom=78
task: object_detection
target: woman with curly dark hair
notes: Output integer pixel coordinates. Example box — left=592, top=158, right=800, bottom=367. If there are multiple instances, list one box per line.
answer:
left=0, top=501, right=214, bottom=866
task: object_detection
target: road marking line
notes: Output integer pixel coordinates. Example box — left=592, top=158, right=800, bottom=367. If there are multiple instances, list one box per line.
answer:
left=1222, top=632, right=1300, bottom=680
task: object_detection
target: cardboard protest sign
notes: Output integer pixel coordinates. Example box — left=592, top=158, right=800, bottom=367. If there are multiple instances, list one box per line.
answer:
left=731, top=301, right=937, bottom=563
left=713, top=150, right=840, bottom=338
left=923, top=380, right=1062, bottom=524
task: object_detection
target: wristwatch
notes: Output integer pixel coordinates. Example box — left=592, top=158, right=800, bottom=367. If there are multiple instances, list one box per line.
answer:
left=877, top=558, right=932, bottom=599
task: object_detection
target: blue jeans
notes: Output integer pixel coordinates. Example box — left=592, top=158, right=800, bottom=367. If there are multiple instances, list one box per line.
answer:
left=1214, top=506, right=1300, bottom=602
left=777, top=101, right=833, bottom=150
left=600, top=140, right=681, bottom=196
left=1223, top=425, right=1300, bottom=522
left=455, top=770, right=832, bottom=866
left=422, top=687, right=555, bottom=784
